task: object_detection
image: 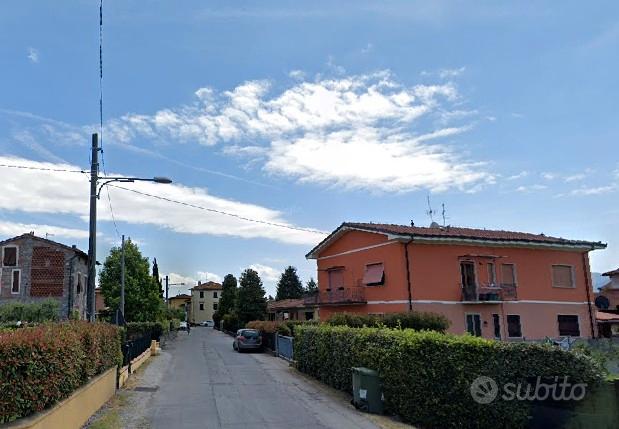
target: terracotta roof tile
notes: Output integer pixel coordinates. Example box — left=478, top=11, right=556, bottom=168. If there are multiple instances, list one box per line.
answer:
left=306, top=222, right=606, bottom=258
left=602, top=268, right=619, bottom=277
left=267, top=298, right=306, bottom=311
left=191, top=281, right=222, bottom=291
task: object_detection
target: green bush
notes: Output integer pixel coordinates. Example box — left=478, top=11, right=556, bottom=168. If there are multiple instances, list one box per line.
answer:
left=327, top=311, right=449, bottom=332
left=0, top=322, right=121, bottom=423
left=295, top=325, right=604, bottom=429
left=125, top=321, right=164, bottom=341
left=0, top=299, right=60, bottom=323
left=222, top=313, right=240, bottom=333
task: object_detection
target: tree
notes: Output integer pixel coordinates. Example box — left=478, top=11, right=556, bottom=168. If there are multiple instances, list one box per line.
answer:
left=275, top=266, right=304, bottom=300
left=235, top=268, right=267, bottom=324
left=218, top=274, right=238, bottom=316
left=152, top=257, right=163, bottom=298
left=305, top=277, right=318, bottom=295
left=99, top=239, right=163, bottom=322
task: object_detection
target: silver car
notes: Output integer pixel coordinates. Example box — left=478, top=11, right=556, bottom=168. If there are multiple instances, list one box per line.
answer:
left=232, top=329, right=262, bottom=352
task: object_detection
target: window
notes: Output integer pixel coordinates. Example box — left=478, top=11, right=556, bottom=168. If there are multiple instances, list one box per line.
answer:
left=3, top=246, right=17, bottom=267
left=328, top=268, right=344, bottom=290
left=460, top=261, right=476, bottom=300
left=199, top=303, right=204, bottom=311
left=492, top=314, right=501, bottom=340
left=465, top=314, right=482, bottom=337
left=552, top=265, right=574, bottom=288
left=213, top=303, right=218, bottom=310
left=76, top=273, right=83, bottom=294
left=11, top=269, right=20, bottom=294
left=558, top=315, right=580, bottom=337
left=362, top=263, right=384, bottom=286
left=213, top=292, right=218, bottom=298
left=200, top=291, right=204, bottom=298
left=304, top=311, right=314, bottom=321
left=487, top=263, right=496, bottom=286
left=501, top=264, right=516, bottom=286
left=507, top=315, right=522, bottom=338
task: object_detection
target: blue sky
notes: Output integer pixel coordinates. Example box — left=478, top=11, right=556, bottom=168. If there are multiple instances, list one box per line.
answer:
left=1, top=1, right=617, bottom=296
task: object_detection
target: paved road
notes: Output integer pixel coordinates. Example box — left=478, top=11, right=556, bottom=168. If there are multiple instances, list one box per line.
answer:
left=145, top=327, right=381, bottom=429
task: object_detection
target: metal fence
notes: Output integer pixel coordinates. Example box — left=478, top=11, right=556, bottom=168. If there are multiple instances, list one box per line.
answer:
left=277, top=335, right=294, bottom=361
left=122, top=334, right=152, bottom=367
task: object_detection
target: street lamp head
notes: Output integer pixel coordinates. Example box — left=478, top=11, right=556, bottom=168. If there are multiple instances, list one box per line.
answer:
left=153, top=176, right=172, bottom=184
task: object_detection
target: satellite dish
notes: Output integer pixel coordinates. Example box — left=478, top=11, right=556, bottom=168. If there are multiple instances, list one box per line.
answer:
left=595, top=295, right=610, bottom=310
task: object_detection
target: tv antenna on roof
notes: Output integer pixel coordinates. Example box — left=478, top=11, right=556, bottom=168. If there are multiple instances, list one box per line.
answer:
left=441, top=203, right=447, bottom=227
left=426, top=194, right=436, bottom=224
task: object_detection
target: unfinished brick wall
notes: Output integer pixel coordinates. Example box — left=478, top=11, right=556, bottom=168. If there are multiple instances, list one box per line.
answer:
left=30, top=247, right=65, bottom=297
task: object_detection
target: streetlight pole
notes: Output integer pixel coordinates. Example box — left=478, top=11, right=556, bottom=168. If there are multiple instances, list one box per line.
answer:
left=86, top=132, right=172, bottom=322
left=120, top=234, right=125, bottom=317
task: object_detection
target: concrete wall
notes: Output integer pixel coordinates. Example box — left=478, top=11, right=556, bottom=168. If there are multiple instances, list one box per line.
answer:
left=0, top=235, right=88, bottom=319
left=314, top=230, right=597, bottom=339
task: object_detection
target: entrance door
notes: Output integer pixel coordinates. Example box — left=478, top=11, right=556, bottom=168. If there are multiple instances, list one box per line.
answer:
left=466, top=314, right=482, bottom=337
left=492, top=314, right=501, bottom=340
left=460, top=261, right=477, bottom=301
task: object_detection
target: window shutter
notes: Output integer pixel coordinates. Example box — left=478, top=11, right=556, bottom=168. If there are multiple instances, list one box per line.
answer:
left=552, top=265, right=573, bottom=288
left=501, top=264, right=516, bottom=286
left=363, top=263, right=384, bottom=286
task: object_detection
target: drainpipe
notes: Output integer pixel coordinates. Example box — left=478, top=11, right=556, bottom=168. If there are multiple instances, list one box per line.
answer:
left=67, top=254, right=79, bottom=319
left=404, top=239, right=413, bottom=311
left=582, top=249, right=596, bottom=339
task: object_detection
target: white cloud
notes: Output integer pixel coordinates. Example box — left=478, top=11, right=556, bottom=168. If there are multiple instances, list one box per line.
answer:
left=515, top=184, right=547, bottom=193
left=248, top=263, right=280, bottom=283
left=288, top=70, right=306, bottom=80
left=569, top=185, right=616, bottom=196
left=541, top=172, right=556, bottom=180
left=438, top=67, right=466, bottom=79
left=99, top=72, right=489, bottom=193
left=360, top=43, right=374, bottom=54
left=27, top=47, right=39, bottom=63
left=0, top=221, right=88, bottom=240
left=507, top=171, right=528, bottom=180
left=0, top=156, right=324, bottom=245
left=197, top=271, right=222, bottom=283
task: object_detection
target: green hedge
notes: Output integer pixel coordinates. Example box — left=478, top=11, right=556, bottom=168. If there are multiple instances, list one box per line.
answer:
left=295, top=325, right=604, bottom=429
left=0, top=299, right=60, bottom=323
left=327, top=311, right=449, bottom=332
left=0, top=322, right=122, bottom=423
left=125, top=321, right=164, bottom=341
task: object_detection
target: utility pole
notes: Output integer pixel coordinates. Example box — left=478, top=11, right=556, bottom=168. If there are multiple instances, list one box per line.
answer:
left=165, top=275, right=169, bottom=308
left=120, top=234, right=125, bottom=317
left=87, top=133, right=99, bottom=322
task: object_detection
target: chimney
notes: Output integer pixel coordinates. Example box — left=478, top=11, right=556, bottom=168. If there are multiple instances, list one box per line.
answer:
left=198, top=280, right=202, bottom=286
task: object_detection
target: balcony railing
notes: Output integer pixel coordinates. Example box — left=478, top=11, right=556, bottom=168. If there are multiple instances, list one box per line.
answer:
left=461, top=284, right=518, bottom=303
left=303, top=287, right=366, bottom=306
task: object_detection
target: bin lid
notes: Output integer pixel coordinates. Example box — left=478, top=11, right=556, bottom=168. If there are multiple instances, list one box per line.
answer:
left=352, top=367, right=379, bottom=376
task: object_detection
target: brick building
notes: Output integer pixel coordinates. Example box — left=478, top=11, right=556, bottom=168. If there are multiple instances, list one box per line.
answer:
left=0, top=233, right=88, bottom=319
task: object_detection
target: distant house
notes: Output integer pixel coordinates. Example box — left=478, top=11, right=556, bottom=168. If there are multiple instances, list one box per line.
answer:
left=95, top=287, right=107, bottom=314
left=306, top=222, right=606, bottom=340
left=189, top=281, right=222, bottom=325
left=595, top=268, right=619, bottom=311
left=267, top=298, right=317, bottom=321
left=169, top=293, right=191, bottom=311
left=0, top=232, right=88, bottom=319
left=596, top=311, right=619, bottom=338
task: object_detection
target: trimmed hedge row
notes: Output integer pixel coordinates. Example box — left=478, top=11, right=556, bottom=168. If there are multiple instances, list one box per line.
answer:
left=125, top=321, right=165, bottom=341
left=295, top=325, right=604, bottom=429
left=0, top=299, right=60, bottom=323
left=0, top=322, right=122, bottom=423
left=327, top=311, right=450, bottom=332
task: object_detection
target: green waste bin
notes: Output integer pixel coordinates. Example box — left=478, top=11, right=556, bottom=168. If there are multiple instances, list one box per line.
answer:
left=352, top=367, right=383, bottom=414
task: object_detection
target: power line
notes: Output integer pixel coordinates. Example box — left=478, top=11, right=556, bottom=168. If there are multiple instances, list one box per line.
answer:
left=0, top=164, right=87, bottom=174
left=108, top=184, right=327, bottom=235
left=104, top=186, right=121, bottom=239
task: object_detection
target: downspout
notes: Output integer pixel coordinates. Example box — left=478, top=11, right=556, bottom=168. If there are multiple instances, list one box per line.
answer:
left=67, top=254, right=79, bottom=319
left=582, top=249, right=595, bottom=339
left=404, top=239, right=413, bottom=311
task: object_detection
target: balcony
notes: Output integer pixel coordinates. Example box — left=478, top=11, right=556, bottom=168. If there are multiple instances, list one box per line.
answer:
left=461, top=284, right=518, bottom=303
left=303, top=287, right=366, bottom=306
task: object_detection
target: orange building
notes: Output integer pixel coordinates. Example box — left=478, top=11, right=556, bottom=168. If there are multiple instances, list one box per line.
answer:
left=595, top=268, right=619, bottom=311
left=306, top=222, right=606, bottom=340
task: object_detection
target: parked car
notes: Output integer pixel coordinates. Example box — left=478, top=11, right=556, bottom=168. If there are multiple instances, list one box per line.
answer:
left=199, top=320, right=214, bottom=327
left=232, top=329, right=262, bottom=352
left=179, top=321, right=188, bottom=331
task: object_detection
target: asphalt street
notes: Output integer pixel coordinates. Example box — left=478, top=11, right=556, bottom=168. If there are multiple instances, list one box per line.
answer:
left=145, top=327, right=381, bottom=429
